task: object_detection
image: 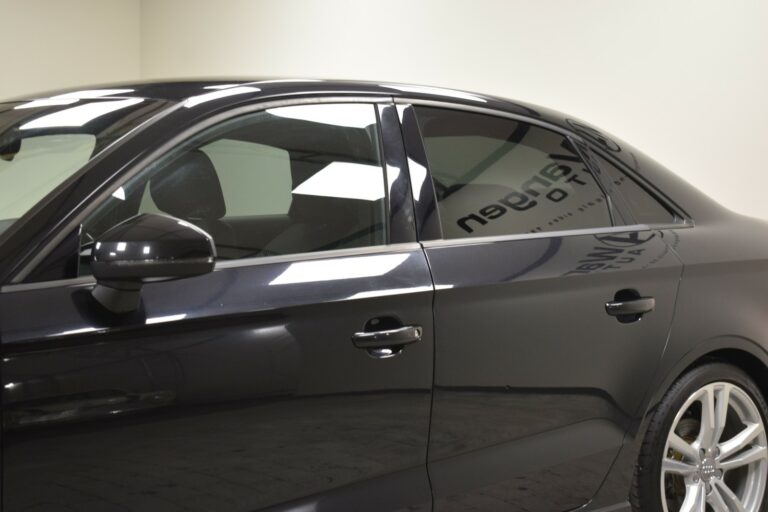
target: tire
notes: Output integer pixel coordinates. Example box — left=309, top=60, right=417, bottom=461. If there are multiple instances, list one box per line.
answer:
left=632, top=363, right=768, bottom=512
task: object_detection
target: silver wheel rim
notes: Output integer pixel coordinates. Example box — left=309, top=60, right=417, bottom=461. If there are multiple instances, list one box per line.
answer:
left=661, top=381, right=768, bottom=512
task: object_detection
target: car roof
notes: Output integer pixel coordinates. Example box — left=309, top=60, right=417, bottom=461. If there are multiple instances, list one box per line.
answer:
left=6, top=78, right=573, bottom=130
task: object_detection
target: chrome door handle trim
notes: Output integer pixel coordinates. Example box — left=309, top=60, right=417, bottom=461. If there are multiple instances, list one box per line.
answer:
left=605, top=297, right=655, bottom=316
left=351, top=325, right=423, bottom=349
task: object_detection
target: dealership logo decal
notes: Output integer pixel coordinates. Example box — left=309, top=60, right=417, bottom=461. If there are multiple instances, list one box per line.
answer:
left=563, top=231, right=656, bottom=276
left=456, top=164, right=590, bottom=234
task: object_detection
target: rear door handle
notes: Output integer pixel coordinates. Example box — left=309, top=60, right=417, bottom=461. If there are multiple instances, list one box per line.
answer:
left=605, top=297, right=655, bottom=316
left=352, top=325, right=423, bottom=358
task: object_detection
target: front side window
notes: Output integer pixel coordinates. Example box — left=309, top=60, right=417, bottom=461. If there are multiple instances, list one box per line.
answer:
left=414, top=106, right=612, bottom=239
left=0, top=95, right=167, bottom=238
left=82, top=103, right=386, bottom=266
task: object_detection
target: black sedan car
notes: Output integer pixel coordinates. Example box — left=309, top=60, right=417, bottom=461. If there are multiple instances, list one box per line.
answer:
left=1, top=80, right=766, bottom=512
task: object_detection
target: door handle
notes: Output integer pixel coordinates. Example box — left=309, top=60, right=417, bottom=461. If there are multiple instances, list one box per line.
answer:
left=352, top=325, right=423, bottom=358
left=605, top=297, right=655, bottom=316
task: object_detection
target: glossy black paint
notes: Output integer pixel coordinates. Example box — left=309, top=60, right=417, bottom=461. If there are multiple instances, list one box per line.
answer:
left=2, top=247, right=435, bottom=510
left=89, top=213, right=217, bottom=313
left=377, top=103, right=418, bottom=245
left=91, top=213, right=216, bottom=281
left=2, top=79, right=768, bottom=512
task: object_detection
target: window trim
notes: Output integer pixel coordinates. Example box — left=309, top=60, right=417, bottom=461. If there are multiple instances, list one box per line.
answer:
left=566, top=136, right=623, bottom=226
left=10, top=96, right=398, bottom=285
left=398, top=98, right=618, bottom=242
left=420, top=223, right=655, bottom=249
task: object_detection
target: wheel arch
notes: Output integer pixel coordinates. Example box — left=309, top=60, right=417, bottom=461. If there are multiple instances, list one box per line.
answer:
left=586, top=337, right=768, bottom=510
left=649, top=337, right=768, bottom=414
left=692, top=348, right=768, bottom=403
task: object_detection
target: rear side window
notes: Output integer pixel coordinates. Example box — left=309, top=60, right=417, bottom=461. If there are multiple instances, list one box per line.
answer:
left=414, top=106, right=612, bottom=239
left=593, top=153, right=677, bottom=225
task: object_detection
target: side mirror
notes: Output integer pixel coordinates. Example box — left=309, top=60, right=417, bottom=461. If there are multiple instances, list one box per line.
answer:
left=90, top=213, right=216, bottom=313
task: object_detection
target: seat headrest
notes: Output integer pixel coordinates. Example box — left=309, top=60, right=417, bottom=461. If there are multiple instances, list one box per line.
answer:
left=150, top=150, right=226, bottom=221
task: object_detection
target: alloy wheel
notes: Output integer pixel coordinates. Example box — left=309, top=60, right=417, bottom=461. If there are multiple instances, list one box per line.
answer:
left=661, top=382, right=768, bottom=512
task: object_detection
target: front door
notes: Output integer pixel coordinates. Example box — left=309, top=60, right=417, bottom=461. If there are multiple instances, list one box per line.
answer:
left=1, top=101, right=434, bottom=512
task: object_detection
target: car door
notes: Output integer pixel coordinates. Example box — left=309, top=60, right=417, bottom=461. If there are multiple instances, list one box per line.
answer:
left=397, top=103, right=684, bottom=511
left=1, top=101, right=434, bottom=512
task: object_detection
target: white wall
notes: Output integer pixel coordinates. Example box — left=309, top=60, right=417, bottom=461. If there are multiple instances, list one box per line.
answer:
left=0, top=0, right=141, bottom=100
left=139, top=0, right=768, bottom=220
left=3, top=0, right=767, bottom=220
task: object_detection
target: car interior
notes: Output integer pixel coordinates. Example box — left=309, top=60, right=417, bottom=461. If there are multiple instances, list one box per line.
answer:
left=79, top=108, right=388, bottom=270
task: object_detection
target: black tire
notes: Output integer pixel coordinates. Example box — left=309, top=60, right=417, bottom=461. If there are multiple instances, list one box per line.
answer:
left=631, top=362, right=768, bottom=512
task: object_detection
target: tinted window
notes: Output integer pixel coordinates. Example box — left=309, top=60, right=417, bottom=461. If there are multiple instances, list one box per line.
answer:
left=414, top=107, right=612, bottom=239
left=137, top=139, right=293, bottom=218
left=82, top=103, right=386, bottom=265
left=1, top=134, right=96, bottom=222
left=0, top=96, right=167, bottom=238
left=594, top=153, right=676, bottom=225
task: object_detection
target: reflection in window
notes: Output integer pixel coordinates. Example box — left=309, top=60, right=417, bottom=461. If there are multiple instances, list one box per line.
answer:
left=414, top=107, right=612, bottom=239
left=0, top=96, right=166, bottom=240
left=82, top=103, right=386, bottom=267
left=20, top=99, right=144, bottom=130
left=292, top=161, right=386, bottom=201
left=266, top=103, right=377, bottom=128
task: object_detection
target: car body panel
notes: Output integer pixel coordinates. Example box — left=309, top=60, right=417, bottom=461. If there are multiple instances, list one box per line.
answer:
left=589, top=218, right=768, bottom=509
left=1, top=80, right=767, bottom=512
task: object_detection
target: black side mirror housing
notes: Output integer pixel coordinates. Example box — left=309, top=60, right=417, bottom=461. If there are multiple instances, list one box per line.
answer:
left=90, top=213, right=216, bottom=313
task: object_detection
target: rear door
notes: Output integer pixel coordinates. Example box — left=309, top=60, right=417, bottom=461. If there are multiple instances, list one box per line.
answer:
left=1, top=101, right=434, bottom=512
left=398, top=103, right=683, bottom=511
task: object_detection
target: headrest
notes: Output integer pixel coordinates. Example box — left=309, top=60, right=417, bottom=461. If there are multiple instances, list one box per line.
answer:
left=150, top=150, right=226, bottom=221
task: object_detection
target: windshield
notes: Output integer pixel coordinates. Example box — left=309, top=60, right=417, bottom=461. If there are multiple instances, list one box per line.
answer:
left=0, top=90, right=169, bottom=238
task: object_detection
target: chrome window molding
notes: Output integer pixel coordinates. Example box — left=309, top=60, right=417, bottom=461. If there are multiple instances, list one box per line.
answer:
left=419, top=223, right=693, bottom=249
left=0, top=275, right=96, bottom=294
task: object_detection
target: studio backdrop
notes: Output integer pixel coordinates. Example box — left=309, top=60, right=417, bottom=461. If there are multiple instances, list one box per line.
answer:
left=1, top=0, right=766, bottom=220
